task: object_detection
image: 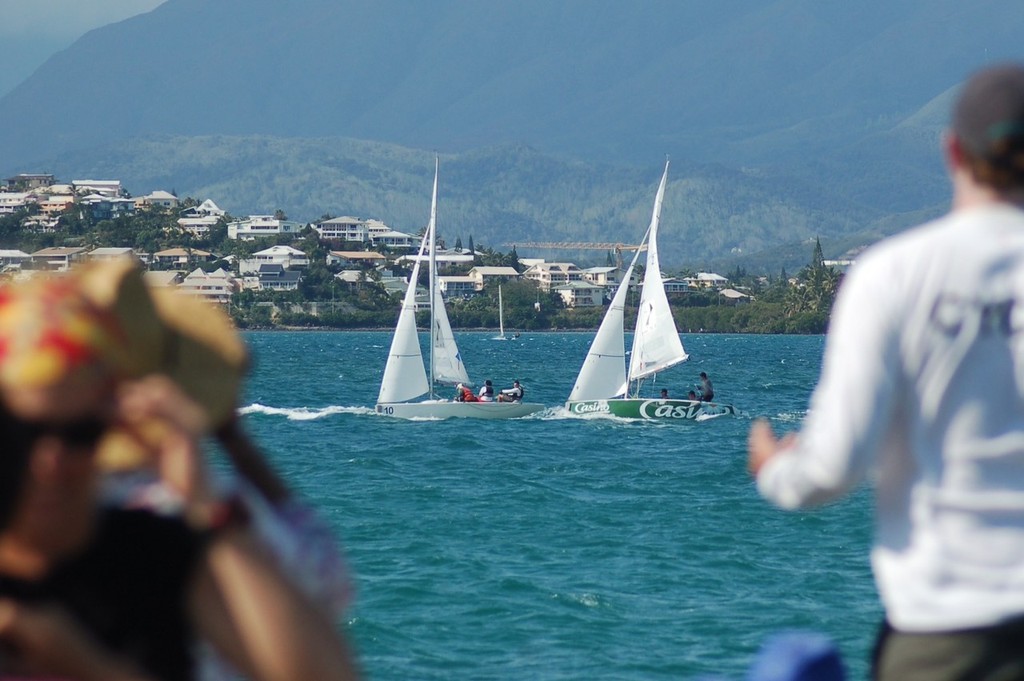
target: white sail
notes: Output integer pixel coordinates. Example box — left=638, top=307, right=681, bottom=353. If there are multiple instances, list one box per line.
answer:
left=567, top=252, right=644, bottom=401
left=431, top=274, right=469, bottom=385
left=378, top=159, right=544, bottom=419
left=426, top=159, right=469, bottom=388
left=377, top=230, right=430, bottom=403
left=627, top=161, right=688, bottom=386
left=498, top=286, right=506, bottom=339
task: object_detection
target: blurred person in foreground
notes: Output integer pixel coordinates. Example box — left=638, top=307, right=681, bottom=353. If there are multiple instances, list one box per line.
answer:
left=0, top=270, right=359, bottom=680
left=748, top=62, right=1024, bottom=681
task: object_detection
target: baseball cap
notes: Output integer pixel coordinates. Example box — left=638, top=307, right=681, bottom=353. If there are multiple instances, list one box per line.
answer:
left=953, top=62, right=1024, bottom=159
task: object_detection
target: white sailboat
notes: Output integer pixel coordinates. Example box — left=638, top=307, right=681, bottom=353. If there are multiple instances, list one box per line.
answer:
left=493, top=285, right=508, bottom=340
left=565, top=161, right=738, bottom=421
left=376, top=159, right=544, bottom=419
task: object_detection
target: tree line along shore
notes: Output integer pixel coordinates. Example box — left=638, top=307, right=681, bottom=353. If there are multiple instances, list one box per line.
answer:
left=0, top=202, right=840, bottom=334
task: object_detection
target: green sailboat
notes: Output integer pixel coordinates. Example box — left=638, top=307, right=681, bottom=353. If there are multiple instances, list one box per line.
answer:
left=564, top=160, right=739, bottom=421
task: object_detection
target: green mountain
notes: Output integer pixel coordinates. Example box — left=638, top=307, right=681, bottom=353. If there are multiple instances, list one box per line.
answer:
left=0, top=0, right=1019, bottom=268
left=36, top=135, right=941, bottom=270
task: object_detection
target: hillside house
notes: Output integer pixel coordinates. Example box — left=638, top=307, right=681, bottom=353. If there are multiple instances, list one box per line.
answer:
left=239, top=245, right=309, bottom=273
left=256, top=264, right=302, bottom=291
left=467, top=266, right=519, bottom=290
left=80, top=194, right=135, bottom=220
left=87, top=247, right=139, bottom=263
left=180, top=199, right=225, bottom=218
left=662, top=277, right=691, bottom=294
left=179, top=268, right=237, bottom=304
left=5, top=174, right=54, bottom=191
left=397, top=249, right=475, bottom=267
left=20, top=216, right=60, bottom=232
left=31, top=247, right=88, bottom=271
left=366, top=220, right=416, bottom=249
left=438, top=275, right=477, bottom=298
left=0, top=192, right=36, bottom=214
left=326, top=250, right=388, bottom=267
left=227, top=215, right=302, bottom=240
left=719, top=288, right=751, bottom=303
left=684, top=272, right=729, bottom=290
left=38, top=195, right=75, bottom=217
left=553, top=280, right=604, bottom=307
left=152, top=247, right=215, bottom=268
left=135, top=190, right=179, bottom=210
left=522, top=262, right=584, bottom=292
left=72, top=180, right=123, bottom=198
left=144, top=270, right=184, bottom=288
left=178, top=215, right=221, bottom=236
left=0, top=250, right=31, bottom=270
left=314, top=216, right=367, bottom=242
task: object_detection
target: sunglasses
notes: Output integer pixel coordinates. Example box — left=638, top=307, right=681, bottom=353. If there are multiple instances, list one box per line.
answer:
left=19, top=417, right=109, bottom=450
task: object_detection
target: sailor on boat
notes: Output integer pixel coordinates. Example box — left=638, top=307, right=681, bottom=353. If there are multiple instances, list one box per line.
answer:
left=698, top=372, right=715, bottom=402
left=479, top=379, right=496, bottom=402
left=498, top=380, right=524, bottom=402
left=455, top=383, right=479, bottom=402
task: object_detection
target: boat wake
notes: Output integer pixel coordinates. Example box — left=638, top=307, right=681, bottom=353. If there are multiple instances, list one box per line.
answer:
left=240, top=403, right=376, bottom=420
left=694, top=411, right=731, bottom=422
left=540, top=406, right=643, bottom=424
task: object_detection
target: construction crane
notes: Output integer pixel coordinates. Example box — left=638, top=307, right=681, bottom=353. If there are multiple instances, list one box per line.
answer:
left=513, top=242, right=647, bottom=270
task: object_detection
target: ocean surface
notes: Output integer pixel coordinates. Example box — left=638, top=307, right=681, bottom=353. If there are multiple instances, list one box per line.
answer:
left=236, top=331, right=879, bottom=680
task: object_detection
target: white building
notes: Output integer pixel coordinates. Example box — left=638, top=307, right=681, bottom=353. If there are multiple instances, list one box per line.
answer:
left=227, top=215, right=302, bottom=240
left=31, top=247, right=88, bottom=271
left=239, top=245, right=310, bottom=274
left=438, top=275, right=477, bottom=298
left=553, top=281, right=605, bottom=307
left=661, top=277, right=691, bottom=294
left=522, top=262, right=585, bottom=292
left=397, top=249, right=475, bottom=267
left=0, top=249, right=31, bottom=270
left=326, top=250, right=388, bottom=267
left=72, top=180, right=123, bottom=198
left=366, top=220, right=416, bottom=249
left=135, top=190, right=179, bottom=210
left=87, top=247, right=139, bottom=262
left=144, top=270, right=184, bottom=288
left=178, top=268, right=237, bottom=304
left=0, top=192, right=36, bottom=214
left=684, top=272, right=729, bottom=290
left=152, top=248, right=215, bottom=267
left=314, top=216, right=367, bottom=241
left=467, top=266, right=519, bottom=290
left=178, top=215, right=221, bottom=236
left=180, top=199, right=226, bottom=218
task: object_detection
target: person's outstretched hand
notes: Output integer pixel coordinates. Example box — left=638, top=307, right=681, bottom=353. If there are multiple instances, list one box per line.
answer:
left=747, top=419, right=796, bottom=476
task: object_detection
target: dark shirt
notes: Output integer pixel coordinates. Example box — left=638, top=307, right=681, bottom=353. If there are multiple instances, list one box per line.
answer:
left=0, top=508, right=207, bottom=681
left=700, top=378, right=715, bottom=401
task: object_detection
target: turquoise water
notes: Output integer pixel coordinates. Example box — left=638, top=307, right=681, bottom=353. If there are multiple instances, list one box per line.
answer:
left=237, top=331, right=879, bottom=680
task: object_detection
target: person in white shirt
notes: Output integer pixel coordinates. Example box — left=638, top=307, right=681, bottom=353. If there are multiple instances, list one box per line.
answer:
left=498, top=380, right=524, bottom=402
left=748, top=62, right=1024, bottom=681
left=478, top=379, right=495, bottom=402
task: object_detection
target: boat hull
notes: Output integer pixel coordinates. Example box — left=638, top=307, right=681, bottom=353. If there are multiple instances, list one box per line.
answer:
left=376, top=400, right=545, bottom=420
left=565, top=398, right=738, bottom=421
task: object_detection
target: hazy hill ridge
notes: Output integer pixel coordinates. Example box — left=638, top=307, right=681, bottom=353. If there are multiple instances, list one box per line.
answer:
left=1, top=0, right=1021, bottom=268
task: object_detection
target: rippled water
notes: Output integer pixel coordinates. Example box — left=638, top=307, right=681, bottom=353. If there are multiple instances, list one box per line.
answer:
left=237, top=331, right=879, bottom=680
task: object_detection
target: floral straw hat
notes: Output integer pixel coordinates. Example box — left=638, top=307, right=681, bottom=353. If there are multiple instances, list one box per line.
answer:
left=0, top=259, right=249, bottom=469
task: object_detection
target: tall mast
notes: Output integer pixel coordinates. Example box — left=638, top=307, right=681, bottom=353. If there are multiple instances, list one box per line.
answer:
left=428, top=156, right=439, bottom=397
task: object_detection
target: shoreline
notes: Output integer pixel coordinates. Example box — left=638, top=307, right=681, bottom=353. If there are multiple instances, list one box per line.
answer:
left=243, top=325, right=822, bottom=335
left=247, top=326, right=604, bottom=333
